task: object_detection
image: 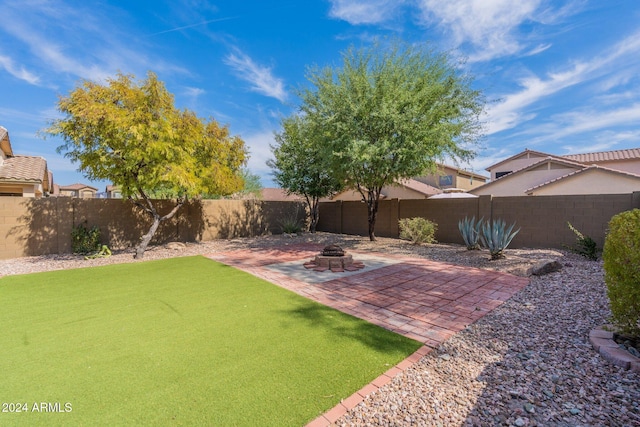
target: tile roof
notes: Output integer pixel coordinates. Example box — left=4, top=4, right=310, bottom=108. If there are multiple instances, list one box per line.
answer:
left=435, top=163, right=489, bottom=180
left=396, top=178, right=442, bottom=196
left=484, top=149, right=563, bottom=171
left=59, top=183, right=98, bottom=191
left=261, top=188, right=303, bottom=201
left=0, top=125, right=13, bottom=156
left=0, top=155, right=47, bottom=183
left=562, top=148, right=640, bottom=163
left=470, top=156, right=586, bottom=192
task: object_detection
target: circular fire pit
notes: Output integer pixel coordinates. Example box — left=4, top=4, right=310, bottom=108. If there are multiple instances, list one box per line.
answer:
left=303, top=245, right=365, bottom=272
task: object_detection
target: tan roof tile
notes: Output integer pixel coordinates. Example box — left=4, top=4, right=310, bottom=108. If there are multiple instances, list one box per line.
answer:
left=59, top=183, right=98, bottom=191
left=0, top=126, right=13, bottom=156
left=261, top=188, right=303, bottom=201
left=0, top=155, right=47, bottom=182
left=396, top=178, right=442, bottom=196
left=562, top=148, right=640, bottom=163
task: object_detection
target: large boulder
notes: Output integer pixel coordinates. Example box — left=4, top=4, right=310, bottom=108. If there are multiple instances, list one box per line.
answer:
left=529, top=259, right=563, bottom=276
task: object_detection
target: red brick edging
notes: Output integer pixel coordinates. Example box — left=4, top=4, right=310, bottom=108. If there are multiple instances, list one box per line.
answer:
left=305, top=345, right=432, bottom=427
left=589, top=326, right=640, bottom=373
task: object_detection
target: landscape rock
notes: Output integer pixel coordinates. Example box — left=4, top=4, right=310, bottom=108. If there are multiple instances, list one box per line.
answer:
left=165, top=242, right=186, bottom=250
left=529, top=259, right=563, bottom=276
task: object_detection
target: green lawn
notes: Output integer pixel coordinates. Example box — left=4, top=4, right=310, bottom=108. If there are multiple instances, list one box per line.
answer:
left=0, top=256, right=421, bottom=426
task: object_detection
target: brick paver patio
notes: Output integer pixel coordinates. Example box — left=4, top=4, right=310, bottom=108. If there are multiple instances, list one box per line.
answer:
left=205, top=243, right=530, bottom=426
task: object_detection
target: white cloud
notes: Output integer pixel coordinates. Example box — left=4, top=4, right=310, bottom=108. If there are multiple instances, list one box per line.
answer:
left=525, top=43, right=552, bottom=56
left=515, top=104, right=640, bottom=149
left=486, top=29, right=640, bottom=134
left=242, top=130, right=277, bottom=184
left=0, top=107, right=49, bottom=125
left=486, top=61, right=589, bottom=134
left=560, top=129, right=640, bottom=155
left=547, top=104, right=640, bottom=139
left=224, top=48, right=287, bottom=102
left=0, top=1, right=186, bottom=85
left=416, top=0, right=542, bottom=60
left=328, top=0, right=404, bottom=25
left=0, top=54, right=40, bottom=85
left=184, top=87, right=205, bottom=98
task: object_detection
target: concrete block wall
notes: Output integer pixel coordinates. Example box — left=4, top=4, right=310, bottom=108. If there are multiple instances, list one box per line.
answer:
left=0, top=197, right=305, bottom=260
left=317, top=192, right=640, bottom=249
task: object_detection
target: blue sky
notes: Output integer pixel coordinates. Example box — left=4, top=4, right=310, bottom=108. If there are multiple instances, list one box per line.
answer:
left=2, top=0, right=640, bottom=189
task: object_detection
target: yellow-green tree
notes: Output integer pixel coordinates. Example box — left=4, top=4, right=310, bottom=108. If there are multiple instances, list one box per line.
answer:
left=45, top=72, right=247, bottom=258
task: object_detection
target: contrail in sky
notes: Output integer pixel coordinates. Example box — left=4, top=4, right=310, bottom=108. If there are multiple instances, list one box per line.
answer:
left=146, top=17, right=238, bottom=37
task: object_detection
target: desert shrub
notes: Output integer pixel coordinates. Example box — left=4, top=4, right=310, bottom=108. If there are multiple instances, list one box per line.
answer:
left=479, top=218, right=520, bottom=260
left=566, top=222, right=599, bottom=260
left=604, top=209, right=640, bottom=338
left=85, top=245, right=112, bottom=259
left=71, top=222, right=102, bottom=254
left=458, top=216, right=483, bottom=250
left=399, top=217, right=437, bottom=245
left=279, top=208, right=303, bottom=234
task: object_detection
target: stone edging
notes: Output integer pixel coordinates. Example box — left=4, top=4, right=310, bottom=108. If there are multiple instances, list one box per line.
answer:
left=589, top=326, right=640, bottom=373
left=306, top=345, right=432, bottom=427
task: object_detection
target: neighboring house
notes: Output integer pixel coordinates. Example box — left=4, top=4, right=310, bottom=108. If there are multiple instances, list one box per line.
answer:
left=414, top=163, right=488, bottom=191
left=472, top=148, right=640, bottom=196
left=106, top=185, right=122, bottom=199
left=58, top=183, right=98, bottom=198
left=328, top=164, right=486, bottom=201
left=0, top=126, right=50, bottom=197
left=330, top=178, right=441, bottom=201
left=261, top=188, right=304, bottom=201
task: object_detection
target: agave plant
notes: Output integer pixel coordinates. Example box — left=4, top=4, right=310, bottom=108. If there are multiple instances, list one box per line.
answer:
left=480, top=219, right=520, bottom=260
left=458, top=216, right=483, bottom=250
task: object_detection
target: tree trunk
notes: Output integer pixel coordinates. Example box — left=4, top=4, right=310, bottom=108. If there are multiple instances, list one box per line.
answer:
left=367, top=190, right=379, bottom=241
left=132, top=193, right=186, bottom=259
left=309, top=196, right=319, bottom=233
left=135, top=214, right=161, bottom=259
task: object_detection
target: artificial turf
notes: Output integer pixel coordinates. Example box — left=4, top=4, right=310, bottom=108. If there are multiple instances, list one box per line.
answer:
left=0, top=256, right=421, bottom=426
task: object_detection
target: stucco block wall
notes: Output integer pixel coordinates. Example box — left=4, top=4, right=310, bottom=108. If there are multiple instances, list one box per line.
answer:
left=317, top=192, right=640, bottom=249
left=0, top=197, right=305, bottom=260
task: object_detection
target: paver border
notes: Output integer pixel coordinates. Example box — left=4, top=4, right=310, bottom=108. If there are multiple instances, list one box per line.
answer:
left=589, top=325, right=640, bottom=373
left=305, top=345, right=433, bottom=427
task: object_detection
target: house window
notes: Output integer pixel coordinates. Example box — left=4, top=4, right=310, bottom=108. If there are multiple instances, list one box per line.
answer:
left=495, top=171, right=512, bottom=179
left=439, top=175, right=453, bottom=187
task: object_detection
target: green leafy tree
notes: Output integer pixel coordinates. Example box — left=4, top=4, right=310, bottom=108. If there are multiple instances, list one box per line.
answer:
left=268, top=116, right=344, bottom=232
left=45, top=72, right=247, bottom=258
left=300, top=41, right=485, bottom=240
left=237, top=168, right=264, bottom=199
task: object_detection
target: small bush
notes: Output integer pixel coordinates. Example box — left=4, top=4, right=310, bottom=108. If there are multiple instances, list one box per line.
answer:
left=604, top=209, right=640, bottom=338
left=399, top=217, right=437, bottom=245
left=458, top=216, right=483, bottom=250
left=84, top=245, right=112, bottom=260
left=565, top=222, right=599, bottom=260
left=279, top=208, right=303, bottom=234
left=71, top=222, right=102, bottom=254
left=479, top=218, right=520, bottom=260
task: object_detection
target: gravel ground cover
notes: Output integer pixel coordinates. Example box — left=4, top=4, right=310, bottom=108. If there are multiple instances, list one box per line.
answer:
left=1, top=233, right=638, bottom=426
